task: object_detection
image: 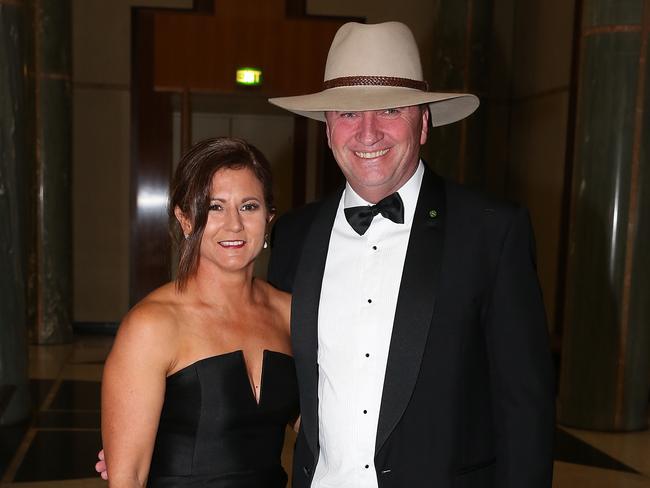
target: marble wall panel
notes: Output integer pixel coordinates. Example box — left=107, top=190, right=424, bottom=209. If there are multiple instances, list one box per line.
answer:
left=29, top=0, right=74, bottom=344
left=621, top=20, right=650, bottom=430
left=0, top=0, right=31, bottom=424
left=560, top=31, right=642, bottom=430
left=583, top=0, right=644, bottom=27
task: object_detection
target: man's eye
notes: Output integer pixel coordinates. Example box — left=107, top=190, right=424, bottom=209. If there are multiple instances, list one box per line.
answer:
left=382, top=108, right=400, bottom=116
left=340, top=112, right=357, bottom=118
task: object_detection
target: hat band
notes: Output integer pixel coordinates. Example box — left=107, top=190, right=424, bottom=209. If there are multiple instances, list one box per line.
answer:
left=323, top=76, right=428, bottom=91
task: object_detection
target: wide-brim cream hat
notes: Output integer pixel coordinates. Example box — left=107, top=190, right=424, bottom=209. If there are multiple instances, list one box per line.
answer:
left=269, top=21, right=479, bottom=126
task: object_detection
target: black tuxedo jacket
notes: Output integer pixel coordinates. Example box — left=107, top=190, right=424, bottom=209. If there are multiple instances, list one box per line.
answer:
left=268, top=167, right=555, bottom=488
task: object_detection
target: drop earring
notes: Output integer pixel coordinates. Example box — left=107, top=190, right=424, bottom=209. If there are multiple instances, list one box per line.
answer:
left=263, top=233, right=269, bottom=249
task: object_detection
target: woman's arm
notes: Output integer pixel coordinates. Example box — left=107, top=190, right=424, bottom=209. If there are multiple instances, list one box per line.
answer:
left=101, top=304, right=176, bottom=488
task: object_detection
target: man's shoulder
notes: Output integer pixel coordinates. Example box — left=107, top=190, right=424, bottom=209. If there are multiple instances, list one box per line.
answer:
left=268, top=197, right=337, bottom=293
left=272, top=188, right=342, bottom=240
left=443, top=177, right=521, bottom=220
left=274, top=199, right=325, bottom=232
left=438, top=177, right=538, bottom=255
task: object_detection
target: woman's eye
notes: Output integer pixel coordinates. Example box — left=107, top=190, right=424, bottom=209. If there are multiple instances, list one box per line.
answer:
left=208, top=204, right=222, bottom=211
left=241, top=202, right=259, bottom=211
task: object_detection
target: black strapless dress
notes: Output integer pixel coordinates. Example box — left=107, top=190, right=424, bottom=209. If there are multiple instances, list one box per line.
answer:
left=147, top=350, right=299, bottom=488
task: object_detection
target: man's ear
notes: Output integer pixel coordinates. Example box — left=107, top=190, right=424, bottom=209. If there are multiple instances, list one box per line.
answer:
left=420, top=106, right=430, bottom=146
left=174, top=206, right=192, bottom=237
left=324, top=114, right=333, bottom=149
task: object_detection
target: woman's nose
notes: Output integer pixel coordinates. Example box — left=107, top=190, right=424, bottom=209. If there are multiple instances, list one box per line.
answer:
left=224, top=208, right=244, bottom=232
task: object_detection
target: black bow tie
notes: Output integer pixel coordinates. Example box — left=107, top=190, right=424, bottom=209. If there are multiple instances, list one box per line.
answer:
left=344, top=192, right=405, bottom=236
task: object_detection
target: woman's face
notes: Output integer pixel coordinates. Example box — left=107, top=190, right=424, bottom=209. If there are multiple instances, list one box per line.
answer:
left=197, top=167, right=271, bottom=274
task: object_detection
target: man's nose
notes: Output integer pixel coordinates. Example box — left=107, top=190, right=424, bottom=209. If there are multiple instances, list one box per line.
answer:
left=356, top=112, right=383, bottom=145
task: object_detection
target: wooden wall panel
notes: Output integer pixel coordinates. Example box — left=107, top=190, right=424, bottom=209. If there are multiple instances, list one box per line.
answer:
left=152, top=2, right=344, bottom=95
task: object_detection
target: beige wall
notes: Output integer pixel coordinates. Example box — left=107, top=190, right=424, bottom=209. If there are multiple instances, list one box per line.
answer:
left=73, top=0, right=192, bottom=322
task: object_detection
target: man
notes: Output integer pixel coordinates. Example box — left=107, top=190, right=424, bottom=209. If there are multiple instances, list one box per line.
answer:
left=266, top=21, right=554, bottom=488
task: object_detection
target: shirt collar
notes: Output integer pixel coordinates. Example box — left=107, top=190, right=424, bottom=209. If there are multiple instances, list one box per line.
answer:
left=343, top=160, right=424, bottom=225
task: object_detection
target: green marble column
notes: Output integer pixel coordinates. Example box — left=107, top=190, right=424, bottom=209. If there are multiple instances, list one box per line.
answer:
left=27, top=0, right=73, bottom=344
left=0, top=0, right=31, bottom=425
left=427, top=0, right=492, bottom=189
left=558, top=0, right=650, bottom=431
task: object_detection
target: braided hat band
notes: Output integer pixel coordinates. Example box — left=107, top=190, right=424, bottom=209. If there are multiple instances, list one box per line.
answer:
left=323, top=76, right=429, bottom=91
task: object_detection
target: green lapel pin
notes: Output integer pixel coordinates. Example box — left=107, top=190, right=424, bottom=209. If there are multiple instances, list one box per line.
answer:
left=429, top=209, right=438, bottom=219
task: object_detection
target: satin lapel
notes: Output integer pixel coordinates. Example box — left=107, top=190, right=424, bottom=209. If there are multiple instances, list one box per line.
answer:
left=375, top=167, right=446, bottom=454
left=290, top=189, right=342, bottom=458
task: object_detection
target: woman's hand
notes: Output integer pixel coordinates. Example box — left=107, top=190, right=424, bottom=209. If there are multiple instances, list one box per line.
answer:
left=95, top=449, right=107, bottom=480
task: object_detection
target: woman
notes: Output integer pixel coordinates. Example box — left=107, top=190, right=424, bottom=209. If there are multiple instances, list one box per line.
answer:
left=101, top=137, right=298, bottom=488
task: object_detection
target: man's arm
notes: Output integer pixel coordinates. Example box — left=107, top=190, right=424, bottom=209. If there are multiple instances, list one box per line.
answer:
left=485, top=206, right=555, bottom=487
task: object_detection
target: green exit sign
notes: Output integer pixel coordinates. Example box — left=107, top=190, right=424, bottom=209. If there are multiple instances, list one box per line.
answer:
left=236, top=68, right=262, bottom=86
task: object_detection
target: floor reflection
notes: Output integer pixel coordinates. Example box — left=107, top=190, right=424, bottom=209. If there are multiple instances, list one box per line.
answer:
left=0, top=334, right=649, bottom=487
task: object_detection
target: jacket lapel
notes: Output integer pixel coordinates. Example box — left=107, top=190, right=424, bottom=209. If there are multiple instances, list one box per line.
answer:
left=290, top=189, right=342, bottom=458
left=375, top=167, right=446, bottom=454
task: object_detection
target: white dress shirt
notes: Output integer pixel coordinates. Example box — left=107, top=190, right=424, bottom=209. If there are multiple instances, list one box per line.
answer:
left=312, top=162, right=424, bottom=488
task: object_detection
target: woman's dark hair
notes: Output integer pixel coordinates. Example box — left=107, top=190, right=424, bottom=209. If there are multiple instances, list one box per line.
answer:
left=169, top=137, right=274, bottom=291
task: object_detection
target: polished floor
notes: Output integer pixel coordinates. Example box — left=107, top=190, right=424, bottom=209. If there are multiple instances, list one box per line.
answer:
left=1, top=334, right=649, bottom=487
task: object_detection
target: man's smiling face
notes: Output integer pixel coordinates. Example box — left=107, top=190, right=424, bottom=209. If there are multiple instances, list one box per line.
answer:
left=325, top=105, right=429, bottom=203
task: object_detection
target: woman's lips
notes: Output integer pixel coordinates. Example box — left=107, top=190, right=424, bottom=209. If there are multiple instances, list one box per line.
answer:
left=218, top=240, right=245, bottom=249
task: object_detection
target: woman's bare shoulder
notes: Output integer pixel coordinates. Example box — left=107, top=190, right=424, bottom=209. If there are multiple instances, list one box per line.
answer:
left=113, top=283, right=183, bottom=358
left=256, top=279, right=291, bottom=332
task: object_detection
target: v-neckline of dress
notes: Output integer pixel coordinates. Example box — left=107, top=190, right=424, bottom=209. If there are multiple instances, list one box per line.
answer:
left=167, top=349, right=293, bottom=407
